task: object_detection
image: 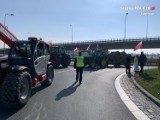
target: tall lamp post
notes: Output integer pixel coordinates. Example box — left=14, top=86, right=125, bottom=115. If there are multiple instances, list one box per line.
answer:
left=124, top=13, right=128, bottom=52
left=146, top=14, right=148, bottom=39
left=70, top=24, right=73, bottom=42
left=3, top=13, right=14, bottom=55
left=28, top=32, right=32, bottom=37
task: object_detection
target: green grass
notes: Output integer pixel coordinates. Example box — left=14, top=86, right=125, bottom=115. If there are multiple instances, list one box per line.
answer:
left=134, top=68, right=160, bottom=100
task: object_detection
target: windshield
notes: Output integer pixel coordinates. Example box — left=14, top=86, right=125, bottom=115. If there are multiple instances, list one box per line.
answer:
left=51, top=47, right=59, bottom=53
left=10, top=42, right=32, bottom=58
left=51, top=47, right=65, bottom=54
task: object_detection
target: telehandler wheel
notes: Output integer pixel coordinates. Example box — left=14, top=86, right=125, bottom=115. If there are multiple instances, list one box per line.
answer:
left=41, top=65, right=54, bottom=87
left=1, top=71, right=32, bottom=109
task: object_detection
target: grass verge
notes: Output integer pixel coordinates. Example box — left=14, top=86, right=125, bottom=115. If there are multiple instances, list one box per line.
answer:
left=134, top=68, right=160, bottom=100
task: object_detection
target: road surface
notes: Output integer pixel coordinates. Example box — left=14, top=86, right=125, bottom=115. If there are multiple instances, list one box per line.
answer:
left=0, top=66, right=136, bottom=120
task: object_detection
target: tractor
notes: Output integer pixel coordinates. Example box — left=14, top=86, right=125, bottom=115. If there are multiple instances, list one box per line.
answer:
left=50, top=46, right=71, bottom=68
left=0, top=37, right=54, bottom=108
left=81, top=50, right=108, bottom=68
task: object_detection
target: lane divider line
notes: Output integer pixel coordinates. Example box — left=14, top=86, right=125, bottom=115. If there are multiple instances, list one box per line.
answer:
left=55, top=69, right=75, bottom=74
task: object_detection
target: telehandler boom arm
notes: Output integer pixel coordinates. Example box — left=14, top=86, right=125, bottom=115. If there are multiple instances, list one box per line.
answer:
left=0, top=22, right=18, bottom=47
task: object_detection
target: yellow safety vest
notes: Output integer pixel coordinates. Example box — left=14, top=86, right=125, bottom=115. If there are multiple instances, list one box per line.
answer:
left=76, top=56, right=84, bottom=67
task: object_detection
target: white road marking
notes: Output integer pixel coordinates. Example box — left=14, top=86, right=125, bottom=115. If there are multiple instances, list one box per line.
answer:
left=55, top=69, right=75, bottom=74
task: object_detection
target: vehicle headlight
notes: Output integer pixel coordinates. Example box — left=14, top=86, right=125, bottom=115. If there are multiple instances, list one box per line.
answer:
left=1, top=62, right=9, bottom=68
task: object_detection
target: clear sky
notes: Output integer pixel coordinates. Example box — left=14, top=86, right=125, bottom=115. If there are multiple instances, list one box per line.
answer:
left=0, top=0, right=159, bottom=53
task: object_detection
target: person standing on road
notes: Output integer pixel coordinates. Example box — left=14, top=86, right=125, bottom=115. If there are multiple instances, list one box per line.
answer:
left=134, top=55, right=139, bottom=73
left=138, top=52, right=147, bottom=75
left=74, top=51, right=85, bottom=84
left=125, top=54, right=131, bottom=74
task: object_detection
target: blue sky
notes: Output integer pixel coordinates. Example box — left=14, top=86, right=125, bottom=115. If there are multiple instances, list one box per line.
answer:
left=0, top=0, right=159, bottom=53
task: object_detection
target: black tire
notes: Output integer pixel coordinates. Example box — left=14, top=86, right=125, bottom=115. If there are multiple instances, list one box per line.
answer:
left=105, top=59, right=109, bottom=67
left=84, top=57, right=89, bottom=67
left=41, top=65, right=54, bottom=87
left=0, top=89, right=1, bottom=100
left=114, top=64, right=117, bottom=68
left=89, top=58, right=96, bottom=68
left=62, top=54, right=71, bottom=68
left=114, top=64, right=120, bottom=68
left=100, top=57, right=107, bottom=68
left=51, top=56, right=61, bottom=68
left=66, top=55, right=71, bottom=66
left=1, top=71, right=32, bottom=109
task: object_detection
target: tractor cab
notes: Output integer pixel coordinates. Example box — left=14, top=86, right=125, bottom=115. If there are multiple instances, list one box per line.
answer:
left=50, top=46, right=71, bottom=68
left=51, top=46, right=66, bottom=55
left=8, top=38, right=50, bottom=77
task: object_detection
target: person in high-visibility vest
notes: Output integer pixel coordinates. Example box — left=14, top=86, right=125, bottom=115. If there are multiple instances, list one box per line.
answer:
left=74, top=51, right=85, bottom=84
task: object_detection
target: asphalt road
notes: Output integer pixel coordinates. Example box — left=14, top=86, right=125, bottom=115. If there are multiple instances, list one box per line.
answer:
left=0, top=66, right=136, bottom=120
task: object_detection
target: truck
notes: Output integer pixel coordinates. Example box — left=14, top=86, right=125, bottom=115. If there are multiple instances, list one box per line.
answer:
left=0, top=23, right=54, bottom=108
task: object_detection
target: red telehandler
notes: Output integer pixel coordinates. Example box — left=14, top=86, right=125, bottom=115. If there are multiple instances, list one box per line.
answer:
left=0, top=23, right=54, bottom=109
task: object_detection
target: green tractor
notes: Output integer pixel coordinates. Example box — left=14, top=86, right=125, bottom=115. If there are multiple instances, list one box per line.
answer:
left=81, top=50, right=108, bottom=68
left=50, top=46, right=71, bottom=68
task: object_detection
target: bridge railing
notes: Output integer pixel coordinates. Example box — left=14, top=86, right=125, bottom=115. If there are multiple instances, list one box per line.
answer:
left=54, top=36, right=160, bottom=46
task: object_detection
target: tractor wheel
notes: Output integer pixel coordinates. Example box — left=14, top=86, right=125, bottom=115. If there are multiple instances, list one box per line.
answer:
left=62, top=55, right=71, bottom=68
left=66, top=55, right=71, bottom=66
left=0, top=89, right=1, bottom=100
left=84, top=57, right=89, bottom=67
left=114, top=64, right=120, bottom=68
left=51, top=56, right=61, bottom=68
left=89, top=59, right=96, bottom=68
left=114, top=64, right=117, bottom=68
left=106, top=61, right=109, bottom=67
left=100, top=57, right=107, bottom=68
left=1, top=71, right=32, bottom=109
left=41, top=65, right=54, bottom=87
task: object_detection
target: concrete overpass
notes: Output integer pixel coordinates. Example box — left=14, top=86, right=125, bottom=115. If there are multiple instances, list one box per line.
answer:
left=0, top=36, right=160, bottom=55
left=54, top=36, right=160, bottom=51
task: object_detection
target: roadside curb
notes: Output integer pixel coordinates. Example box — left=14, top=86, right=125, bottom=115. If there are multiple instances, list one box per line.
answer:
left=130, top=75, right=160, bottom=107
left=115, top=73, right=150, bottom=120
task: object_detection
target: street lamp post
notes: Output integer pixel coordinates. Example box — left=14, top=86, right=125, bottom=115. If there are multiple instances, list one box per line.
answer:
left=28, top=32, right=32, bottom=37
left=146, top=14, right=149, bottom=39
left=3, top=13, right=14, bottom=55
left=124, top=13, right=128, bottom=52
left=70, top=24, right=73, bottom=42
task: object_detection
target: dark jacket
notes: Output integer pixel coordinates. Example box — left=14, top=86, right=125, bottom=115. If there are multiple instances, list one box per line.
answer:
left=126, top=54, right=131, bottom=68
left=139, top=54, right=147, bottom=65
